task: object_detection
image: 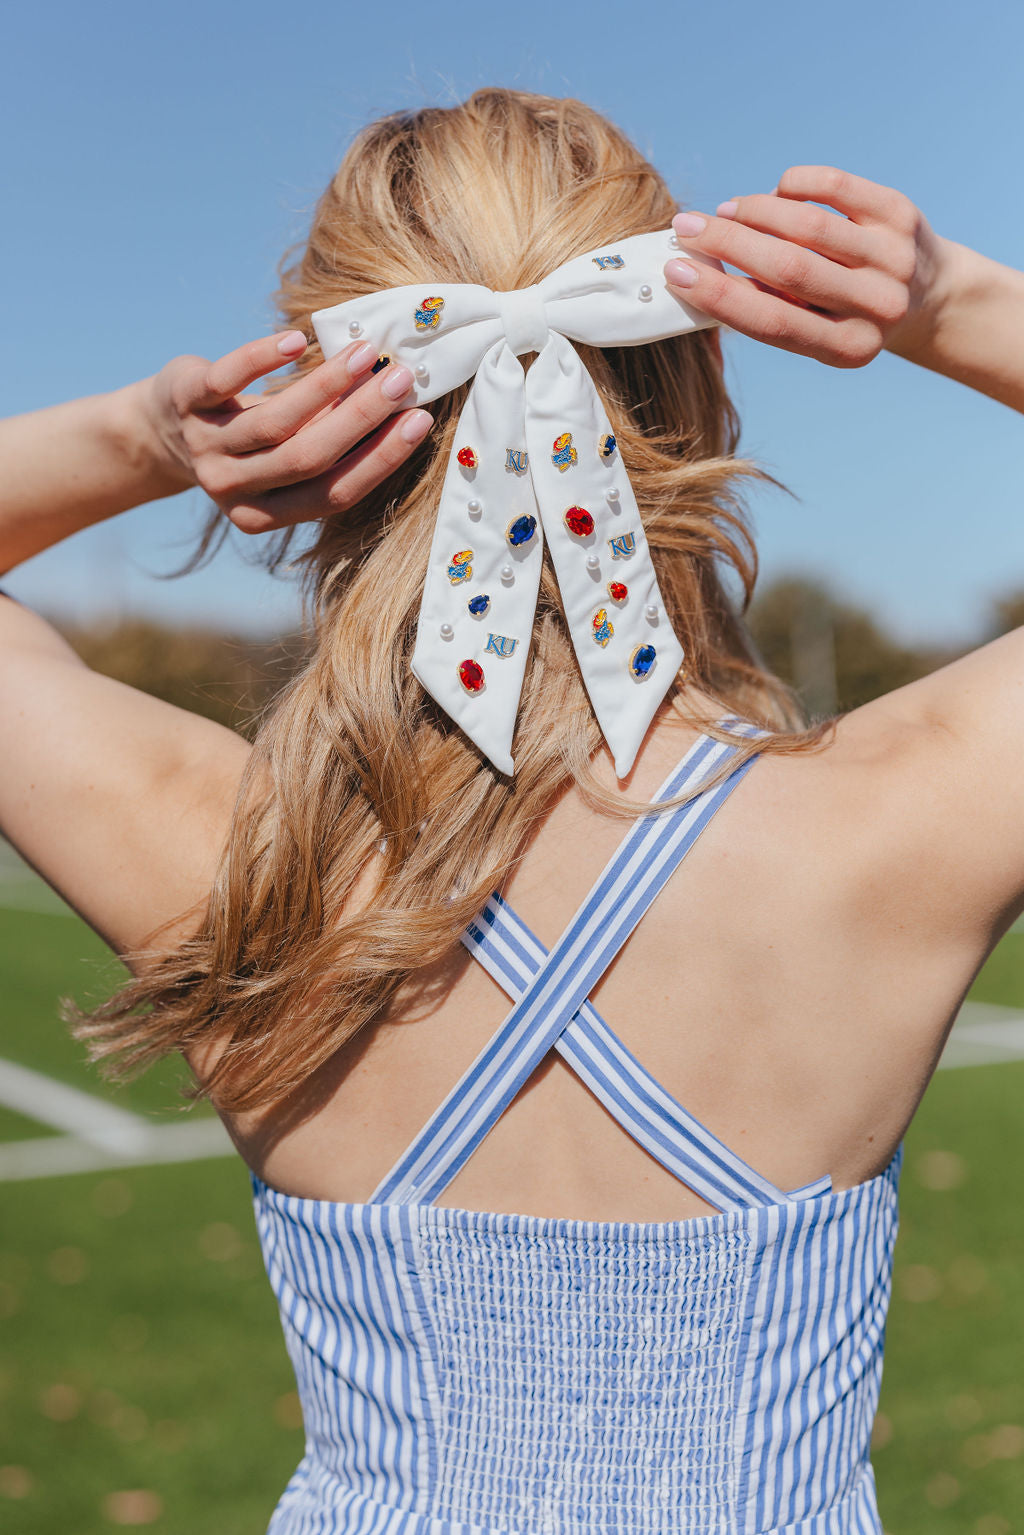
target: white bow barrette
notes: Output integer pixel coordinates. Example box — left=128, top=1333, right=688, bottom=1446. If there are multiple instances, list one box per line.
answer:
left=312, top=231, right=721, bottom=777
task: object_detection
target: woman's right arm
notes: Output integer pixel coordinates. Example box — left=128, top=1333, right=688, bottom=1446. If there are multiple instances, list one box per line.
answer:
left=662, top=171, right=1024, bottom=939
left=664, top=165, right=1024, bottom=415
left=882, top=234, right=1024, bottom=414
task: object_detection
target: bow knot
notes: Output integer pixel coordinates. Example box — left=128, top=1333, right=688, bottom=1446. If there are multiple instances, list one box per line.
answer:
left=311, top=231, right=721, bottom=778
left=497, top=284, right=549, bottom=356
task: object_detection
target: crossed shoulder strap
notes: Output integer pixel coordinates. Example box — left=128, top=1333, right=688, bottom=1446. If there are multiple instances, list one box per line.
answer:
left=370, top=724, right=831, bottom=1211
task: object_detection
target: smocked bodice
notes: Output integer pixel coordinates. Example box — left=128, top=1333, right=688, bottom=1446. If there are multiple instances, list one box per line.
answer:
left=253, top=1156, right=899, bottom=1534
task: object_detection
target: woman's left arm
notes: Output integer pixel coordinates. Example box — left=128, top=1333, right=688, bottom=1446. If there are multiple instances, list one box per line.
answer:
left=0, top=329, right=433, bottom=567
left=0, top=332, right=432, bottom=959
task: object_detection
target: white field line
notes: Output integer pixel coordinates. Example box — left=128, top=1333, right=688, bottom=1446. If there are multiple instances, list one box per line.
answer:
left=0, top=1058, right=152, bottom=1153
left=936, top=1002, right=1024, bottom=1069
left=0, top=1119, right=233, bottom=1181
left=0, top=1056, right=235, bottom=1180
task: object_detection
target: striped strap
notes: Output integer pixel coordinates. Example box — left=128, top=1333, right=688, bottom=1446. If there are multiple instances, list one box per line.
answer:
left=372, top=728, right=786, bottom=1207
left=465, top=894, right=831, bottom=1210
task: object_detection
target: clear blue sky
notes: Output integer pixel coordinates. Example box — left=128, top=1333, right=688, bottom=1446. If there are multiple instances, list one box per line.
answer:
left=1, top=0, right=1021, bottom=644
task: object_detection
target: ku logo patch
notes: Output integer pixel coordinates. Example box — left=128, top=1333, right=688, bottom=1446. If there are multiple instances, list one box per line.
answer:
left=592, top=254, right=625, bottom=271
left=608, top=531, right=636, bottom=559
left=591, top=609, right=613, bottom=648
left=448, top=550, right=473, bottom=584
left=485, top=633, right=518, bottom=658
left=414, top=296, right=444, bottom=330
left=505, top=449, right=529, bottom=474
left=551, top=432, right=577, bottom=472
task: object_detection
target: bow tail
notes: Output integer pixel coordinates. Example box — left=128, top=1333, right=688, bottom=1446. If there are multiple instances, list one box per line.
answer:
left=524, top=335, right=686, bottom=779
left=410, top=344, right=543, bottom=776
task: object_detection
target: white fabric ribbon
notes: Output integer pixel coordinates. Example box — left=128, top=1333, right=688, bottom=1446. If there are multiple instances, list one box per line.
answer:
left=312, top=231, right=722, bottom=777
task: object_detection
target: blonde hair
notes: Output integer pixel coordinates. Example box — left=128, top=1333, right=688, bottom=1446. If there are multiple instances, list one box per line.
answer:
left=71, top=89, right=824, bottom=1113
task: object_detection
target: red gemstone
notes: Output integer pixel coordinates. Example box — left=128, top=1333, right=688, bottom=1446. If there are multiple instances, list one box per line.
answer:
left=608, top=582, right=628, bottom=602
left=564, top=505, right=595, bottom=537
left=457, top=446, right=478, bottom=469
left=458, top=658, right=485, bottom=693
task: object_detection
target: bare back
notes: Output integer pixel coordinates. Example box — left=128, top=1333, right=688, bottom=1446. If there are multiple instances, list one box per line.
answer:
left=223, top=699, right=997, bottom=1225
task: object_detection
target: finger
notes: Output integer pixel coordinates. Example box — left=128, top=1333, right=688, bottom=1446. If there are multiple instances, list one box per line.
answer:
left=187, top=331, right=309, bottom=410
left=662, top=256, right=882, bottom=368
left=773, top=165, right=918, bottom=235
left=218, top=341, right=381, bottom=453
left=224, top=408, right=434, bottom=535
left=713, top=192, right=878, bottom=270
left=206, top=361, right=417, bottom=498
left=671, top=210, right=896, bottom=320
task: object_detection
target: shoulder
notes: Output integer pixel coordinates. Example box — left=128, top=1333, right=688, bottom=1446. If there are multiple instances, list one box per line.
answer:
left=0, top=594, right=252, bottom=959
left=765, top=632, right=1024, bottom=945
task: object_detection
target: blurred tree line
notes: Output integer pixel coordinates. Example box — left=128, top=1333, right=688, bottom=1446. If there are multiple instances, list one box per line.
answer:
left=61, top=620, right=312, bottom=740
left=58, top=578, right=1024, bottom=737
left=748, top=579, right=1023, bottom=719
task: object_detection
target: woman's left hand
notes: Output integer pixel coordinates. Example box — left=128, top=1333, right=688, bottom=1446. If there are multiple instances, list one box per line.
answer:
left=664, top=164, right=951, bottom=369
left=141, top=332, right=434, bottom=535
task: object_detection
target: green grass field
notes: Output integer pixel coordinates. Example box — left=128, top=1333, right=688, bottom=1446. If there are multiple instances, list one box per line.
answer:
left=2, top=896, right=1023, bottom=1534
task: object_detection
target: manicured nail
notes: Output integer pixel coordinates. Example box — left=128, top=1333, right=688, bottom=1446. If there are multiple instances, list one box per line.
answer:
left=400, top=409, right=433, bottom=445
left=380, top=364, right=414, bottom=400
left=673, top=212, right=707, bottom=237
left=349, top=342, right=377, bottom=373
left=716, top=200, right=739, bottom=218
left=276, top=330, right=307, bottom=356
left=665, top=259, right=699, bottom=289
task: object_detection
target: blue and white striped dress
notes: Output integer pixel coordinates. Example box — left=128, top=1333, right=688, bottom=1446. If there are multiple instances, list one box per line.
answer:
left=251, top=728, right=901, bottom=1534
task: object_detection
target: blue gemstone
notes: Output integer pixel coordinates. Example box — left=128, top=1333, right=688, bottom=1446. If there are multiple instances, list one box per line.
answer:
left=507, top=515, right=537, bottom=547
left=599, top=433, right=617, bottom=458
left=468, top=593, right=490, bottom=616
left=630, top=644, right=656, bottom=678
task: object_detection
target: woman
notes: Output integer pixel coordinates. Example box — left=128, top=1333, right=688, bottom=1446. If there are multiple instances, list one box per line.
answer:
left=1, top=90, right=1022, bottom=1534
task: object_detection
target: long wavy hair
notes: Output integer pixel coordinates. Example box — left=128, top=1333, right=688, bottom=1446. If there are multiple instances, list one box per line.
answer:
left=70, top=89, right=826, bottom=1114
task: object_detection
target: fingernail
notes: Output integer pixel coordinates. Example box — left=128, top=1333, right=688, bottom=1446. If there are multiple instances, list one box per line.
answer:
left=349, top=342, right=377, bottom=373
left=380, top=364, right=414, bottom=400
left=400, top=409, right=433, bottom=445
left=277, top=330, right=307, bottom=356
left=673, top=212, right=707, bottom=237
left=716, top=199, right=739, bottom=218
left=666, top=259, right=699, bottom=289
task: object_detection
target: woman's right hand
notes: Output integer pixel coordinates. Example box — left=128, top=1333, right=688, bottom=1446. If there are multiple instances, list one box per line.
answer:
left=140, top=333, right=434, bottom=535
left=663, top=165, right=954, bottom=372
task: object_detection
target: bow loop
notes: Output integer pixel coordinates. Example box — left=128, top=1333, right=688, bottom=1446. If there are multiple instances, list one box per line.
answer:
left=496, top=285, right=549, bottom=356
left=311, top=230, right=722, bottom=778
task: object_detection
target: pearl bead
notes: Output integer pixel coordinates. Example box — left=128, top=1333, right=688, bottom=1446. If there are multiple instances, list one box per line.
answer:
left=606, top=486, right=620, bottom=503
left=645, top=603, right=658, bottom=621
left=638, top=284, right=653, bottom=302
left=501, top=564, right=514, bottom=583
left=467, top=498, right=482, bottom=517
left=414, top=363, right=429, bottom=383
left=668, top=234, right=680, bottom=249
left=348, top=320, right=363, bottom=337
left=586, top=553, right=601, bottom=572
left=440, top=622, right=454, bottom=640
